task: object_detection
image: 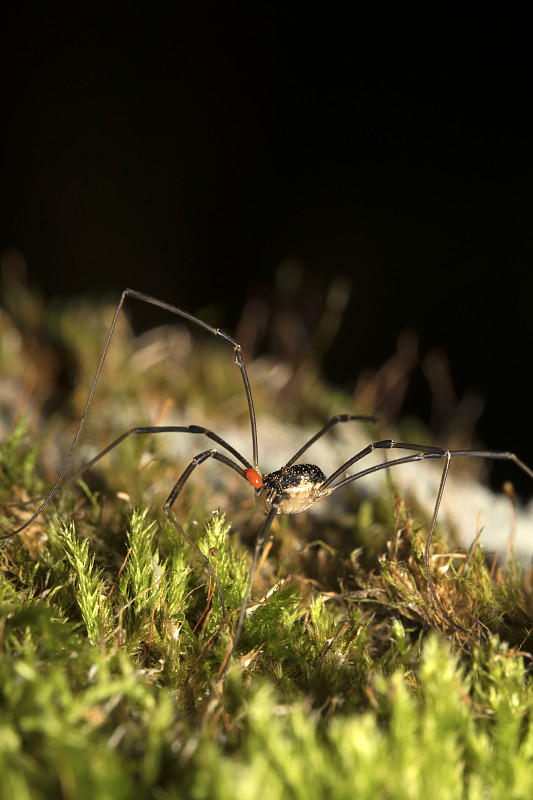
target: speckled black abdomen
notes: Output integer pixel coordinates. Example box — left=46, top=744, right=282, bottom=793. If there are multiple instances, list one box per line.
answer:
left=255, top=463, right=330, bottom=515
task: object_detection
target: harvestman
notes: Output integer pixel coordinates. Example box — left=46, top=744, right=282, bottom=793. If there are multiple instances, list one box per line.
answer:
left=2, top=289, right=533, bottom=643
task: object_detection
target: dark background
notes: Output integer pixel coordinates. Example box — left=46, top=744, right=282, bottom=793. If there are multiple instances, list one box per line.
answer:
left=1, top=8, right=532, bottom=490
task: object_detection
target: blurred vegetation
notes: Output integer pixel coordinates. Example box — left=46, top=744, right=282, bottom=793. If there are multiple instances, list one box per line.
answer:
left=1, top=278, right=533, bottom=799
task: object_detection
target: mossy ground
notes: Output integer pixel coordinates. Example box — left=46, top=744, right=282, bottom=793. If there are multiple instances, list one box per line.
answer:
left=1, top=282, right=533, bottom=799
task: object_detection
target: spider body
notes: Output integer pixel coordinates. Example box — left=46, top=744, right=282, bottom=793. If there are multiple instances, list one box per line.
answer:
left=255, top=464, right=331, bottom=515
left=3, top=287, right=533, bottom=649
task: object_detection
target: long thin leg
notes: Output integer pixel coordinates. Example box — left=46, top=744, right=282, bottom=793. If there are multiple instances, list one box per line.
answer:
left=0, top=424, right=253, bottom=541
left=423, top=452, right=466, bottom=631
left=2, top=288, right=259, bottom=538
left=283, top=414, right=377, bottom=468
left=321, top=441, right=533, bottom=492
left=164, top=449, right=247, bottom=508
left=228, top=502, right=280, bottom=666
left=64, top=425, right=252, bottom=488
left=162, top=449, right=252, bottom=616
left=319, top=440, right=533, bottom=630
left=163, top=450, right=284, bottom=663
left=161, top=446, right=282, bottom=664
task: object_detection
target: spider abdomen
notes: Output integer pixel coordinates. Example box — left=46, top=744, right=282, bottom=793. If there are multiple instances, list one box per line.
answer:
left=255, top=464, right=330, bottom=515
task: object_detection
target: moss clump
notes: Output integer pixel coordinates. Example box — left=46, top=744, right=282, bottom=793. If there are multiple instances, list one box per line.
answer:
left=1, top=287, right=533, bottom=799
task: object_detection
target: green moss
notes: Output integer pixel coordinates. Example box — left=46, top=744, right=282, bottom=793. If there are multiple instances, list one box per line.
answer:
left=1, top=288, right=533, bottom=798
